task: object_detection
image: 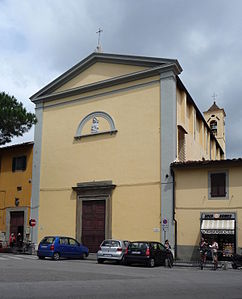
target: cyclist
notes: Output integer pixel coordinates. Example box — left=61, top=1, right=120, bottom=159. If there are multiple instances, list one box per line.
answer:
left=210, top=239, right=219, bottom=270
left=199, top=237, right=208, bottom=270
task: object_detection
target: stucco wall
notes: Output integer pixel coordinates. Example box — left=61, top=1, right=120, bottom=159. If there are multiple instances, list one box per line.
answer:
left=55, top=62, right=148, bottom=93
left=174, top=166, right=242, bottom=259
left=0, top=144, right=33, bottom=235
left=38, top=78, right=161, bottom=242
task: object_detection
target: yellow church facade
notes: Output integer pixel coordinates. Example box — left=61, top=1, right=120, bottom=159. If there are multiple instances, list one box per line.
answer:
left=30, top=52, right=224, bottom=252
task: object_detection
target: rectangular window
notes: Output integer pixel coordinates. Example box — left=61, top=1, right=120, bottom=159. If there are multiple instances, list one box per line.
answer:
left=12, top=156, right=27, bottom=172
left=209, top=171, right=228, bottom=199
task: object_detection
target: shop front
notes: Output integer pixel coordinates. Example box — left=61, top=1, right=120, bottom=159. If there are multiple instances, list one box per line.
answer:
left=201, top=212, right=236, bottom=260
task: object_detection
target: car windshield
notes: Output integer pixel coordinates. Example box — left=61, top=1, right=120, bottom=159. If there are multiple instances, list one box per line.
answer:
left=41, top=237, right=55, bottom=244
left=102, top=240, right=120, bottom=247
left=129, top=242, right=148, bottom=250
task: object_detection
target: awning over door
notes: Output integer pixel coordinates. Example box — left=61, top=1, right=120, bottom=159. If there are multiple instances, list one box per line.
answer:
left=201, top=219, right=235, bottom=235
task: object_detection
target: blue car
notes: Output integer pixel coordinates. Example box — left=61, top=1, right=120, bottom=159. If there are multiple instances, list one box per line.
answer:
left=37, top=236, right=89, bottom=260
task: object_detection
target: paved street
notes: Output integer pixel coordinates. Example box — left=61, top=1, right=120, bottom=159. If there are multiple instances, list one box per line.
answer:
left=0, top=253, right=241, bottom=299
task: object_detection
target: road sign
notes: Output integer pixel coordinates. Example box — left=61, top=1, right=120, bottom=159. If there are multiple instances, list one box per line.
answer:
left=162, top=218, right=169, bottom=231
left=29, top=219, right=36, bottom=227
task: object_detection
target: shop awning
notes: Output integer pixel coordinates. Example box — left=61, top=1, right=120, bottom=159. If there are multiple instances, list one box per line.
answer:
left=201, top=219, right=235, bottom=235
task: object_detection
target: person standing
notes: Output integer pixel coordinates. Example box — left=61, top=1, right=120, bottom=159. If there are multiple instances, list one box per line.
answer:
left=199, top=237, right=208, bottom=270
left=164, top=240, right=171, bottom=250
left=17, top=233, right=23, bottom=249
left=9, top=233, right=16, bottom=248
left=210, top=239, right=219, bottom=270
left=164, top=240, right=173, bottom=268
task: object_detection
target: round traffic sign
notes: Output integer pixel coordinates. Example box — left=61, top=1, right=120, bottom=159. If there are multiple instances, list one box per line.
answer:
left=163, top=219, right=168, bottom=224
left=29, top=219, right=36, bottom=227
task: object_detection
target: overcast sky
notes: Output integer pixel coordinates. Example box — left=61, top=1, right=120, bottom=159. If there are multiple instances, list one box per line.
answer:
left=0, top=0, right=242, bottom=158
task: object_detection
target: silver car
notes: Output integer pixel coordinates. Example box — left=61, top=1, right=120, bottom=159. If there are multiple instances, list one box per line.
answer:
left=97, top=239, right=130, bottom=264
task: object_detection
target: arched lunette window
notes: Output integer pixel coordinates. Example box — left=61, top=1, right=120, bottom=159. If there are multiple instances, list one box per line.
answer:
left=74, top=111, right=117, bottom=139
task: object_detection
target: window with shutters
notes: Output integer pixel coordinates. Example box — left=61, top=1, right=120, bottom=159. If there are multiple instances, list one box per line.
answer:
left=12, top=156, right=27, bottom=172
left=208, top=171, right=228, bottom=199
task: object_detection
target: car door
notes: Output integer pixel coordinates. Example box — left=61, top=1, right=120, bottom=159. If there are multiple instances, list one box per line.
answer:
left=157, top=242, right=167, bottom=264
left=150, top=242, right=159, bottom=264
left=59, top=237, right=70, bottom=257
left=68, top=238, right=81, bottom=258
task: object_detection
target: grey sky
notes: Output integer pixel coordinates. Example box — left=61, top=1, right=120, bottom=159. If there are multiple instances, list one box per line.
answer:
left=0, top=0, right=241, bottom=157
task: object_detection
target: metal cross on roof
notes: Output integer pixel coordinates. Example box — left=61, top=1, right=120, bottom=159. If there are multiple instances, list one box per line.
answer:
left=96, top=27, right=103, bottom=53
left=212, top=92, right=218, bottom=102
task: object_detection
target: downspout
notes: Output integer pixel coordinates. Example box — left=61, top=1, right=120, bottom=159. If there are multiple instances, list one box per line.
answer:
left=171, top=167, right=177, bottom=259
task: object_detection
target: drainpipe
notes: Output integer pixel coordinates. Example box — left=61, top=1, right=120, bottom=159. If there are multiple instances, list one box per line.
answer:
left=171, top=168, right=177, bottom=259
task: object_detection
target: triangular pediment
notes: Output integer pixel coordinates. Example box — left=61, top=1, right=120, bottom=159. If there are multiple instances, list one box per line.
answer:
left=54, top=61, right=148, bottom=93
left=30, top=52, right=182, bottom=101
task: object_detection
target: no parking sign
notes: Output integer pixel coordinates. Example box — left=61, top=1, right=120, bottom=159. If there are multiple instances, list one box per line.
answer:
left=162, top=218, right=169, bottom=231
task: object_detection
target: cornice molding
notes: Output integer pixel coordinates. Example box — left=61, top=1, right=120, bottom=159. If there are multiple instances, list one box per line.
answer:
left=30, top=52, right=182, bottom=101
left=32, top=63, right=180, bottom=103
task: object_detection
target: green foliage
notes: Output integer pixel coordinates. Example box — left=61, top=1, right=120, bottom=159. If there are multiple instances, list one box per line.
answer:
left=0, top=92, right=37, bottom=145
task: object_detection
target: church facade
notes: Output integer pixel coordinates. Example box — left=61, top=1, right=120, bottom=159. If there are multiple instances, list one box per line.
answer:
left=30, top=52, right=224, bottom=253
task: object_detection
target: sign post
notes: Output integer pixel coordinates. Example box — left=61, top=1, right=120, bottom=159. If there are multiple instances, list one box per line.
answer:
left=162, top=218, right=169, bottom=241
left=29, top=219, right=36, bottom=254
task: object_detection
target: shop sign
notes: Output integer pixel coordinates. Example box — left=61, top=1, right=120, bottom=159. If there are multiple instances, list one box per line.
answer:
left=201, top=229, right=234, bottom=235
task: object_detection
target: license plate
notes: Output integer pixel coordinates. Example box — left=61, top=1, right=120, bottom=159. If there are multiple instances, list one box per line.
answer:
left=104, top=254, right=112, bottom=257
left=41, top=245, right=47, bottom=248
left=131, top=251, right=141, bottom=254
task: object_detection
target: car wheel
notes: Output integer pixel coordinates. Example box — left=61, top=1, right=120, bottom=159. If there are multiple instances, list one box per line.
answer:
left=148, top=258, right=155, bottom=267
left=97, top=259, right=104, bottom=264
left=38, top=256, right=45, bottom=260
left=53, top=252, right=60, bottom=261
left=81, top=253, right=88, bottom=260
left=117, top=256, right=124, bottom=265
left=123, top=259, right=130, bottom=266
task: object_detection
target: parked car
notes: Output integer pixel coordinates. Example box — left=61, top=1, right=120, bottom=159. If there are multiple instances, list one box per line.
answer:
left=231, top=253, right=242, bottom=269
left=97, top=239, right=130, bottom=264
left=37, top=236, right=89, bottom=260
left=124, top=241, right=173, bottom=267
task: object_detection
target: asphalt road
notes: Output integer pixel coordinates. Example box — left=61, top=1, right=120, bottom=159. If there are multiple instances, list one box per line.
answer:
left=0, top=253, right=241, bottom=299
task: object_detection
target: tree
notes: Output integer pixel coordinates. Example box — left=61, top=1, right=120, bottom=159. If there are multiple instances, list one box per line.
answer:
left=0, top=92, right=37, bottom=145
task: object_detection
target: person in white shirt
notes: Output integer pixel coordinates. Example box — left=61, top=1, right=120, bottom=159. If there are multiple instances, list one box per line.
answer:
left=210, top=240, right=219, bottom=270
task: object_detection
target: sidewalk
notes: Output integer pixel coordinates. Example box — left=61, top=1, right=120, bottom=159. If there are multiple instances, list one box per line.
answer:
left=0, top=250, right=234, bottom=269
left=87, top=253, right=232, bottom=269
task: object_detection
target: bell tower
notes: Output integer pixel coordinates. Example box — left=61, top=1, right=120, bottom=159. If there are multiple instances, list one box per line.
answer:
left=203, top=101, right=226, bottom=156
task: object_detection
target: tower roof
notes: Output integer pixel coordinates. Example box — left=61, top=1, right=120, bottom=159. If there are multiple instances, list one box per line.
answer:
left=204, top=101, right=226, bottom=116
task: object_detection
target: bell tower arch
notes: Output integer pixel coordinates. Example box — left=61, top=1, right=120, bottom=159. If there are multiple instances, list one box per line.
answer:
left=203, top=101, right=226, bottom=156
